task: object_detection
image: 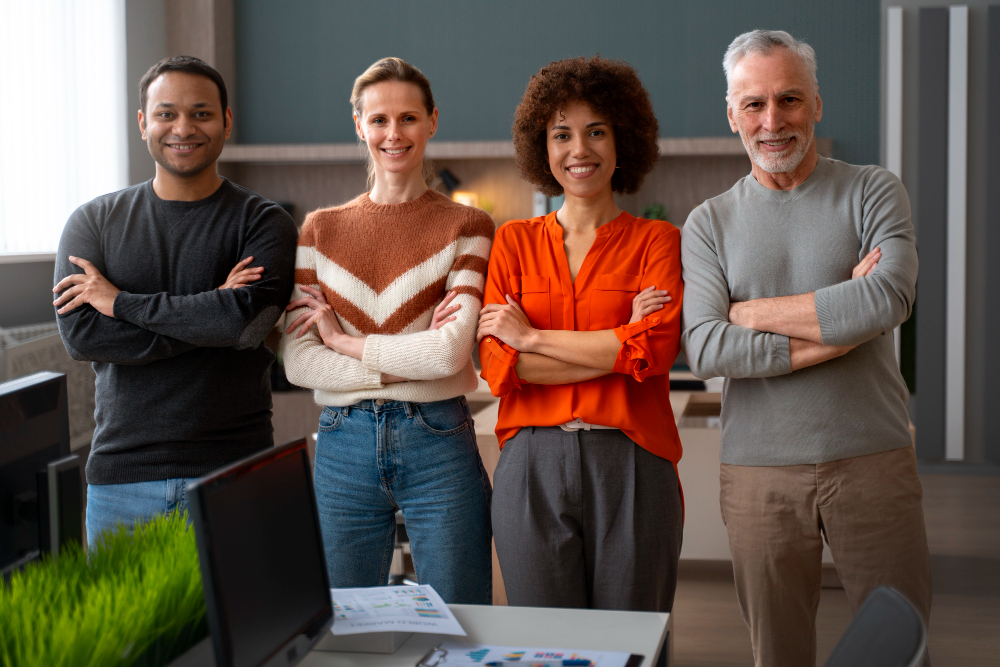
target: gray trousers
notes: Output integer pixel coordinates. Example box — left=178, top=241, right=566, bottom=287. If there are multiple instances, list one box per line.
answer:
left=492, top=427, right=683, bottom=611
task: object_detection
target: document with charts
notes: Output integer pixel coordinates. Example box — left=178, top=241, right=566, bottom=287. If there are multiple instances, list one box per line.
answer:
left=329, top=585, right=466, bottom=636
left=435, top=641, right=636, bottom=666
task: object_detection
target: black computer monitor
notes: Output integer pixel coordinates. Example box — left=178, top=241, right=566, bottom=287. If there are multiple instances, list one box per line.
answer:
left=188, top=438, right=333, bottom=667
left=0, top=371, right=77, bottom=576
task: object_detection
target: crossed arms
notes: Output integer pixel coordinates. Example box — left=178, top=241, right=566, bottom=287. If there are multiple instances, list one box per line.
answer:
left=54, top=206, right=296, bottom=365
left=680, top=172, right=918, bottom=379
left=476, top=227, right=682, bottom=393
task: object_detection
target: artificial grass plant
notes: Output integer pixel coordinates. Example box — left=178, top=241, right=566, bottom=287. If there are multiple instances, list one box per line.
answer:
left=0, top=511, right=207, bottom=667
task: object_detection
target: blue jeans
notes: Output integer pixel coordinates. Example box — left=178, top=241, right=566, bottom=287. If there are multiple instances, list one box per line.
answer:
left=85, top=477, right=199, bottom=548
left=313, top=396, right=492, bottom=604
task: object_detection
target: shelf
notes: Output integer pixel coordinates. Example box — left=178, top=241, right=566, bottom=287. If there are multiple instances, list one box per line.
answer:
left=219, top=137, right=833, bottom=164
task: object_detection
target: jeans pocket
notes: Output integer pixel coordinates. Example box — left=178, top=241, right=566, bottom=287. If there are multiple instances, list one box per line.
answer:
left=318, top=406, right=344, bottom=433
left=413, top=398, right=470, bottom=436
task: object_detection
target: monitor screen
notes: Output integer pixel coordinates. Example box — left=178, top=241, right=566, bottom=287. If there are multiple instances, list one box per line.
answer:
left=0, top=372, right=71, bottom=573
left=190, top=439, right=332, bottom=667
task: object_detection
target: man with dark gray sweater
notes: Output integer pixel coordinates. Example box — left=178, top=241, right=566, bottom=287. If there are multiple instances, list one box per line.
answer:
left=681, top=31, right=931, bottom=667
left=53, top=56, right=297, bottom=546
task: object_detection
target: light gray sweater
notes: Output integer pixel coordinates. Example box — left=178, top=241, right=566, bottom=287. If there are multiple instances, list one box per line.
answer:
left=681, top=157, right=916, bottom=466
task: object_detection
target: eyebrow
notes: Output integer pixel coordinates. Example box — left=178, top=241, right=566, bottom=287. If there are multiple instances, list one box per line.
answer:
left=152, top=102, right=215, bottom=109
left=550, top=121, right=608, bottom=131
left=738, top=89, right=806, bottom=103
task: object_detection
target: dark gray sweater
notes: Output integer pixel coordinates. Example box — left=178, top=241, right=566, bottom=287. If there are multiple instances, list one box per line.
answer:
left=681, top=158, right=916, bottom=466
left=55, top=179, right=298, bottom=484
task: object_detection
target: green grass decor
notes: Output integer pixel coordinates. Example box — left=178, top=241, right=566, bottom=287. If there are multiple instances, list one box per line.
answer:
left=0, top=511, right=208, bottom=667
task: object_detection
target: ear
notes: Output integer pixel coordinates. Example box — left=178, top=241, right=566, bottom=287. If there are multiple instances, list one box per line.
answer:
left=814, top=89, right=823, bottom=123
left=428, top=107, right=439, bottom=138
left=138, top=109, right=147, bottom=140
left=354, top=113, right=365, bottom=143
left=224, top=107, right=233, bottom=140
left=726, top=97, right=738, bottom=134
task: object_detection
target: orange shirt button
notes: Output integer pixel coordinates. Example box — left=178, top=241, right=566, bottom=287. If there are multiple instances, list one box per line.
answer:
left=653, top=317, right=660, bottom=324
left=626, top=350, right=632, bottom=358
left=486, top=338, right=492, bottom=343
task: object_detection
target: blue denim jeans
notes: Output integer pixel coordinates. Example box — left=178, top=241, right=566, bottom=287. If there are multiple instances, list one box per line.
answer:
left=85, top=477, right=200, bottom=548
left=313, top=396, right=492, bottom=604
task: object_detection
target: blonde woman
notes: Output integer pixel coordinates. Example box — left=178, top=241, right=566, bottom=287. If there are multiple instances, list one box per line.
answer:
left=282, top=58, right=494, bottom=604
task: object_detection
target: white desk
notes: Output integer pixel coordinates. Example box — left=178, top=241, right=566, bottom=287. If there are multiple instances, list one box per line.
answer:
left=300, top=604, right=672, bottom=667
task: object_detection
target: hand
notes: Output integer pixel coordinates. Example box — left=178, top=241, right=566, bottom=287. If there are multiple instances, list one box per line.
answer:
left=630, top=286, right=671, bottom=324
left=219, top=256, right=263, bottom=289
left=852, top=247, right=881, bottom=279
left=429, top=291, right=461, bottom=330
left=52, top=257, right=120, bottom=318
left=285, top=285, right=347, bottom=348
left=477, top=295, right=535, bottom=350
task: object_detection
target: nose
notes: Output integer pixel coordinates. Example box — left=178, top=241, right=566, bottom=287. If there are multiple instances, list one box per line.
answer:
left=761, top=103, right=785, bottom=133
left=172, top=114, right=196, bottom=138
left=386, top=120, right=402, bottom=141
left=570, top=132, right=589, bottom=157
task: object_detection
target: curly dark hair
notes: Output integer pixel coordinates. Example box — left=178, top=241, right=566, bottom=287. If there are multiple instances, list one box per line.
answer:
left=513, top=56, right=660, bottom=197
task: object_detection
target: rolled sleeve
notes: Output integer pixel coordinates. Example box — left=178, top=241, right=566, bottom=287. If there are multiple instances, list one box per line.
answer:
left=612, top=318, right=659, bottom=380
left=479, top=336, right=523, bottom=396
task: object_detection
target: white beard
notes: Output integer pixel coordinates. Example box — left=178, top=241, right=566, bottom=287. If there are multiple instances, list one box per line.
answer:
left=743, top=123, right=814, bottom=174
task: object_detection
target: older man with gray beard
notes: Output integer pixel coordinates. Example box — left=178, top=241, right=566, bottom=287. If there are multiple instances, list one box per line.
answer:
left=681, top=30, right=931, bottom=666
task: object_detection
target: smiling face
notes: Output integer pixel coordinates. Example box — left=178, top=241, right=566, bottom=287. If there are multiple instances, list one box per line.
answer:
left=139, top=71, right=231, bottom=179
left=546, top=100, right=617, bottom=201
left=354, top=81, right=437, bottom=180
left=726, top=47, right=822, bottom=181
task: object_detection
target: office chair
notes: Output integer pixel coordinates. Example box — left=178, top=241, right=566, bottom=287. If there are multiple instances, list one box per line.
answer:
left=823, top=586, right=927, bottom=667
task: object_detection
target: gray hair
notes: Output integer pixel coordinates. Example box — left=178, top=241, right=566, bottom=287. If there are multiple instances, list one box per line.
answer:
left=723, top=30, right=818, bottom=95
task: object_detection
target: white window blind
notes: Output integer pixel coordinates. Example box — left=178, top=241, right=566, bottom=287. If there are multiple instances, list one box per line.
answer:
left=0, top=0, right=128, bottom=254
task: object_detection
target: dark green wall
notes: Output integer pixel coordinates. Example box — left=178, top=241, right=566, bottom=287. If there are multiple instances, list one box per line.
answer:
left=235, top=0, right=880, bottom=165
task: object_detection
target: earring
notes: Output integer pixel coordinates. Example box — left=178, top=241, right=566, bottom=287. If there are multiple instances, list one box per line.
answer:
left=615, top=159, right=622, bottom=169
left=543, top=164, right=552, bottom=175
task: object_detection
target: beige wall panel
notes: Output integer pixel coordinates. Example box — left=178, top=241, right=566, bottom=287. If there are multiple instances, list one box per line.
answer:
left=617, top=155, right=752, bottom=226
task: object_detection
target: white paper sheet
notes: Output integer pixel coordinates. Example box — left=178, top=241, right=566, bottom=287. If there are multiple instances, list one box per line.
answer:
left=434, top=641, right=634, bottom=666
left=329, top=585, right=467, bottom=636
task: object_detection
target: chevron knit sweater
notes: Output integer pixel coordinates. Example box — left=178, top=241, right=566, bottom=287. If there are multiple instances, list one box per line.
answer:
left=282, top=189, right=495, bottom=406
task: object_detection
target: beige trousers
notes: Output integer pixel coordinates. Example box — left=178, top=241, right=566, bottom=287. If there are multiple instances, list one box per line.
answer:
left=720, top=446, right=932, bottom=667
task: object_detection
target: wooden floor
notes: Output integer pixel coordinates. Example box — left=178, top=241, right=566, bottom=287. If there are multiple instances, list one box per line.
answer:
left=671, top=473, right=1000, bottom=666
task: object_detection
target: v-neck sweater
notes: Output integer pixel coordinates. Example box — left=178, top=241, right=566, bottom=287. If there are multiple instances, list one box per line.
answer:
left=478, top=211, right=684, bottom=462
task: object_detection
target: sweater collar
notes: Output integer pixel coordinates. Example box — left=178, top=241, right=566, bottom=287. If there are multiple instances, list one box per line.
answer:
left=359, top=187, right=441, bottom=214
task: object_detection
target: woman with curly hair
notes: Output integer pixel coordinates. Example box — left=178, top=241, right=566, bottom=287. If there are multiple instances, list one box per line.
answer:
left=477, top=56, right=683, bottom=611
left=282, top=57, right=494, bottom=603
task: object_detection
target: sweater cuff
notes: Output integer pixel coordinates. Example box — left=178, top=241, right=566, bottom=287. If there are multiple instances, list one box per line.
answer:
left=361, top=334, right=382, bottom=372
left=113, top=292, right=149, bottom=326
left=773, top=334, right=792, bottom=374
left=813, top=287, right=838, bottom=346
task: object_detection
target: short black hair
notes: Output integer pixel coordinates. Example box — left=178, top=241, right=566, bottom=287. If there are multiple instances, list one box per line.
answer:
left=138, top=55, right=228, bottom=116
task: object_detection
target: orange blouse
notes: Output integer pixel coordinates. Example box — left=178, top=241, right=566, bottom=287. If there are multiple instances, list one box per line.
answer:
left=479, top=211, right=684, bottom=463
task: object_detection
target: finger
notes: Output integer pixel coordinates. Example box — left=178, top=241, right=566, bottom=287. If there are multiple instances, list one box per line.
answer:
left=296, top=313, right=321, bottom=338
left=57, top=295, right=88, bottom=314
left=479, top=303, right=506, bottom=315
left=53, top=274, right=85, bottom=292
left=69, top=257, right=98, bottom=275
left=300, top=285, right=323, bottom=297
left=284, top=312, right=311, bottom=333
left=437, top=290, right=458, bottom=309
left=285, top=298, right=315, bottom=311
left=505, top=294, right=525, bottom=313
left=53, top=285, right=85, bottom=306
left=641, top=303, right=665, bottom=318
left=438, top=304, right=461, bottom=318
